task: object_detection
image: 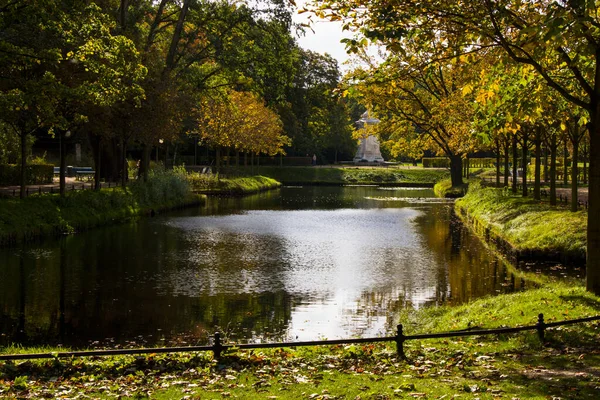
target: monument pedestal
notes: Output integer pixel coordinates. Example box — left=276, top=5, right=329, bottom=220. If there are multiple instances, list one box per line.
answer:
left=353, top=135, right=384, bottom=163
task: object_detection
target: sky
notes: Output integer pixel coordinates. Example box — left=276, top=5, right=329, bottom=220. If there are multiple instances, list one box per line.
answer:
left=291, top=1, right=353, bottom=71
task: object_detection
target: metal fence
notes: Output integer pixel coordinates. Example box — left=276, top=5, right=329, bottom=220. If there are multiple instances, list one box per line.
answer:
left=1, top=313, right=599, bottom=362
left=0, top=182, right=119, bottom=197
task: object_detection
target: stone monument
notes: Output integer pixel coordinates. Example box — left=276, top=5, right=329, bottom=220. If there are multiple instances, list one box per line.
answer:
left=353, top=111, right=384, bottom=164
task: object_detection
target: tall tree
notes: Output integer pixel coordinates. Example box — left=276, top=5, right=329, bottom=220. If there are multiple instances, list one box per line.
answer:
left=0, top=1, right=145, bottom=197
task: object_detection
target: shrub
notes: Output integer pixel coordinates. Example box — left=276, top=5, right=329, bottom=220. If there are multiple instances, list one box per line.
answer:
left=0, top=164, right=53, bottom=185
left=422, top=157, right=450, bottom=168
left=129, top=166, right=189, bottom=208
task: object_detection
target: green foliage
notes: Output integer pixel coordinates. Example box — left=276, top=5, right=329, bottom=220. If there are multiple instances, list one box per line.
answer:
left=456, top=183, right=587, bottom=259
left=0, top=164, right=53, bottom=185
left=129, top=166, right=190, bottom=208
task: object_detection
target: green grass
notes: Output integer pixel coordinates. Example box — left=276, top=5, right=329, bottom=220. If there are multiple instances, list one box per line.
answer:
left=2, top=281, right=599, bottom=399
left=455, top=183, right=587, bottom=262
left=0, top=168, right=204, bottom=246
left=433, top=178, right=469, bottom=198
left=188, top=174, right=280, bottom=195
left=223, top=166, right=450, bottom=186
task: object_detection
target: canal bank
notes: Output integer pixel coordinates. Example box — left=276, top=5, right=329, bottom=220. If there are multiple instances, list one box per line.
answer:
left=2, top=281, right=599, bottom=399
left=454, top=182, right=587, bottom=266
left=221, top=165, right=450, bottom=186
left=0, top=169, right=204, bottom=246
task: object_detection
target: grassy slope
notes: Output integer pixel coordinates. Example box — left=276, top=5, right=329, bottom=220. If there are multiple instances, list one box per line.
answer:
left=455, top=183, right=587, bottom=262
left=0, top=174, right=204, bottom=246
left=188, top=174, right=280, bottom=195
left=2, top=281, right=599, bottom=399
left=433, top=178, right=469, bottom=198
left=225, top=166, right=450, bottom=186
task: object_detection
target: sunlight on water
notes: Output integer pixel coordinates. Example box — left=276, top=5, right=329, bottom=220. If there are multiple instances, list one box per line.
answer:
left=0, top=186, right=533, bottom=347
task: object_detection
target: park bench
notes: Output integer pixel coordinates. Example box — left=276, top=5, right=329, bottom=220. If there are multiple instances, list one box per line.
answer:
left=73, top=167, right=95, bottom=181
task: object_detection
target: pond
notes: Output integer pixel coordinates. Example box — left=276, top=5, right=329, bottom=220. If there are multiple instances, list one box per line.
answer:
left=0, top=186, right=531, bottom=348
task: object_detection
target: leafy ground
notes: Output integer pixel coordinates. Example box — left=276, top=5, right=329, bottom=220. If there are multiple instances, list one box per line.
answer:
left=2, top=281, right=599, bottom=399
left=455, top=183, right=587, bottom=262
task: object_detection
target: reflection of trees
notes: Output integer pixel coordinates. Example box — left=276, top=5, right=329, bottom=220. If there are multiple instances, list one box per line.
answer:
left=0, top=219, right=295, bottom=348
left=415, top=206, right=528, bottom=304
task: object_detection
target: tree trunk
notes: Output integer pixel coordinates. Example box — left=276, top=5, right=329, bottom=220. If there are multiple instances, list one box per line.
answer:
left=59, top=131, right=67, bottom=197
left=94, top=137, right=101, bottom=190
left=543, top=144, right=549, bottom=183
left=583, top=141, right=588, bottom=184
left=120, top=138, right=127, bottom=188
left=495, top=139, right=501, bottom=187
left=522, top=131, right=528, bottom=197
left=586, top=102, right=600, bottom=295
left=550, top=133, right=557, bottom=205
left=142, top=143, right=151, bottom=182
left=563, top=139, right=569, bottom=186
left=512, top=134, right=518, bottom=193
left=449, top=154, right=463, bottom=187
left=164, top=0, right=190, bottom=75
left=215, top=146, right=221, bottom=175
left=504, top=140, right=510, bottom=187
left=19, top=127, right=27, bottom=199
left=534, top=126, right=541, bottom=200
left=571, top=131, right=579, bottom=212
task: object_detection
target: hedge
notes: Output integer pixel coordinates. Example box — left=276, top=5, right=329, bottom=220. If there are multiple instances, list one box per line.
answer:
left=422, top=157, right=496, bottom=168
left=0, top=164, right=54, bottom=185
left=422, top=157, right=450, bottom=168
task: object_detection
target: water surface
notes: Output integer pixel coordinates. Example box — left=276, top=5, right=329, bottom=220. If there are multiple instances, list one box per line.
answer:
left=0, top=186, right=528, bottom=347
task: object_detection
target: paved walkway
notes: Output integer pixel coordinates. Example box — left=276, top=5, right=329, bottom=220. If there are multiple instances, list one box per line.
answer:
left=482, top=177, right=589, bottom=204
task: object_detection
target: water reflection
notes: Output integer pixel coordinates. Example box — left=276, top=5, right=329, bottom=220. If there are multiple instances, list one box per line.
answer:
left=0, top=186, right=532, bottom=348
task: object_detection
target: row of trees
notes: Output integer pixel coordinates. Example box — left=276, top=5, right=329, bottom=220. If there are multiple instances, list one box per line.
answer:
left=307, top=0, right=600, bottom=294
left=0, top=0, right=357, bottom=196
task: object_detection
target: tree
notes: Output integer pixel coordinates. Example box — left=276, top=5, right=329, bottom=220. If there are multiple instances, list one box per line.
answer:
left=191, top=90, right=289, bottom=172
left=347, top=53, right=481, bottom=186
left=0, top=1, right=145, bottom=197
left=309, top=0, right=600, bottom=294
left=284, top=49, right=355, bottom=161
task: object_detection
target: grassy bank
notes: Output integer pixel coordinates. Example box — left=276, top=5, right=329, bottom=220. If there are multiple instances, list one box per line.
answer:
left=433, top=178, right=469, bottom=198
left=455, top=183, right=587, bottom=264
left=188, top=173, right=280, bottom=195
left=0, top=168, right=204, bottom=246
left=2, top=281, right=599, bottom=399
left=224, top=166, right=449, bottom=186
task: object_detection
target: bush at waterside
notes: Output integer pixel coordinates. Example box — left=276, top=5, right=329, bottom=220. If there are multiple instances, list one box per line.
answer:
left=129, top=166, right=190, bottom=207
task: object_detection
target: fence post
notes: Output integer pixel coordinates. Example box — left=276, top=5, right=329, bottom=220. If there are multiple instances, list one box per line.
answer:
left=537, top=313, right=545, bottom=342
left=396, top=324, right=406, bottom=360
left=213, top=332, right=224, bottom=360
